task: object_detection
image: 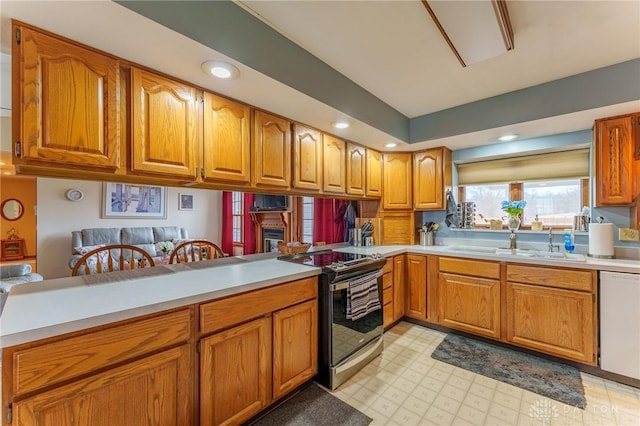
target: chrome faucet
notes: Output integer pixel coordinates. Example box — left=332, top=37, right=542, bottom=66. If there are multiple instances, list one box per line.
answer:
left=548, top=227, right=560, bottom=252
left=509, top=230, right=517, bottom=250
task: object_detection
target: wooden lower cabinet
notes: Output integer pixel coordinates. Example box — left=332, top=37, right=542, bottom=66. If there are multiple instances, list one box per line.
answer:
left=405, top=254, right=426, bottom=319
left=273, top=300, right=318, bottom=399
left=505, top=265, right=597, bottom=365
left=14, top=345, right=191, bottom=426
left=382, top=258, right=394, bottom=328
left=200, top=317, right=271, bottom=426
left=392, top=255, right=406, bottom=321
left=437, top=257, right=501, bottom=339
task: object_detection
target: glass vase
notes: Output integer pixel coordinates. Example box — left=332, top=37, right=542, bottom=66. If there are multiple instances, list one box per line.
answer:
left=508, top=215, right=521, bottom=232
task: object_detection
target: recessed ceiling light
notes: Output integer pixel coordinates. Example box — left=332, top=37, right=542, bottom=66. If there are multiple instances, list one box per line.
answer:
left=332, top=120, right=350, bottom=129
left=498, top=134, right=519, bottom=142
left=385, top=142, right=397, bottom=148
left=201, top=60, right=240, bottom=79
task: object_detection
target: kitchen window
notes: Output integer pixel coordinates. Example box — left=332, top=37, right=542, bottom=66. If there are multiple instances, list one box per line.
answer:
left=301, top=197, right=314, bottom=244
left=458, top=148, right=590, bottom=229
left=232, top=191, right=243, bottom=246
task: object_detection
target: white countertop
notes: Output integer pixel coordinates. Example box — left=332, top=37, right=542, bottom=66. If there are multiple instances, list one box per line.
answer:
left=0, top=258, right=320, bottom=348
left=1, top=244, right=638, bottom=348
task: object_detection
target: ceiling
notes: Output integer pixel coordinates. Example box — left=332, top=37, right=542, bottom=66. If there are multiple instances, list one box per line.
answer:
left=1, top=0, right=639, bottom=153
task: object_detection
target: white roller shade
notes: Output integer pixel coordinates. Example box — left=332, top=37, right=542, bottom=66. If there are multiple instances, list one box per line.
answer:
left=458, top=149, right=589, bottom=185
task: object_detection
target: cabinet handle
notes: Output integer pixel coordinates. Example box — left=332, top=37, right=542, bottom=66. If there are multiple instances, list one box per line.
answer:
left=14, top=141, right=21, bottom=158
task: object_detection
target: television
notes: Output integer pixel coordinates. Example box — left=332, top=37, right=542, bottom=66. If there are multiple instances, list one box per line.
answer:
left=252, top=194, right=290, bottom=211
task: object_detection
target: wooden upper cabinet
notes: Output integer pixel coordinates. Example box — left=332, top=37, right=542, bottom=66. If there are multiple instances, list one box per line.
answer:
left=13, top=23, right=120, bottom=170
left=413, top=147, right=452, bottom=210
left=383, top=152, right=412, bottom=209
left=366, top=148, right=383, bottom=197
left=595, top=114, right=635, bottom=206
left=323, top=134, right=346, bottom=194
left=346, top=143, right=366, bottom=196
left=130, top=67, right=200, bottom=179
left=252, top=110, right=291, bottom=188
left=292, top=124, right=323, bottom=191
left=203, top=92, right=251, bottom=183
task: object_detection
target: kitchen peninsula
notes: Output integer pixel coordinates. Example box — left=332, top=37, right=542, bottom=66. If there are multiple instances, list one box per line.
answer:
left=2, top=243, right=639, bottom=424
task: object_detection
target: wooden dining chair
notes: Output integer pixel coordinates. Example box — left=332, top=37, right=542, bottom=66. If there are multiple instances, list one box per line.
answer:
left=169, top=240, right=224, bottom=264
left=72, top=244, right=155, bottom=276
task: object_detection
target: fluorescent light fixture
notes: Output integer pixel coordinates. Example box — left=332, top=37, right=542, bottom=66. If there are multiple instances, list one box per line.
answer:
left=385, top=142, right=398, bottom=148
left=201, top=60, right=240, bottom=79
left=422, top=0, right=514, bottom=67
left=332, top=120, right=350, bottom=129
left=498, top=134, right=519, bottom=142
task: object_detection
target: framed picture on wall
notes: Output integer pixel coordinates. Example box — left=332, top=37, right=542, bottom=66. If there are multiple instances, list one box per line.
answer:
left=102, top=182, right=167, bottom=219
left=178, top=193, right=193, bottom=211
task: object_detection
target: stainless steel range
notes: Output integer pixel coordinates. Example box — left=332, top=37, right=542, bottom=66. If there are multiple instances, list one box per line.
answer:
left=278, top=249, right=386, bottom=389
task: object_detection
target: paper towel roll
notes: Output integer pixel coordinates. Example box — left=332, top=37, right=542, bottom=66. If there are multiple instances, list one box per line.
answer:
left=588, top=223, right=615, bottom=258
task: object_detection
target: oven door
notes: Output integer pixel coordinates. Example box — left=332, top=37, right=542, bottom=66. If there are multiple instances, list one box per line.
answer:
left=330, top=273, right=383, bottom=366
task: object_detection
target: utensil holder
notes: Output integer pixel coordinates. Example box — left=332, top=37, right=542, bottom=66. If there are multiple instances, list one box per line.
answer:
left=420, top=231, right=435, bottom=246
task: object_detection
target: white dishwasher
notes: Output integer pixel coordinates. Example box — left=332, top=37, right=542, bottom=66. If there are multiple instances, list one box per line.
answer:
left=599, top=271, right=640, bottom=379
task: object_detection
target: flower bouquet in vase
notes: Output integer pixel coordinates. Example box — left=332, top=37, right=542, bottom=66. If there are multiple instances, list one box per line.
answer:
left=501, top=200, right=527, bottom=231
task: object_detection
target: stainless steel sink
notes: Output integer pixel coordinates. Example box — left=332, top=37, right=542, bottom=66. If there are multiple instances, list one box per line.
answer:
left=444, top=246, right=587, bottom=262
left=445, top=245, right=498, bottom=254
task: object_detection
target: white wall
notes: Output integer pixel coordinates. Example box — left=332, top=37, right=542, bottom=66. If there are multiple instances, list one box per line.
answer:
left=37, top=177, right=222, bottom=279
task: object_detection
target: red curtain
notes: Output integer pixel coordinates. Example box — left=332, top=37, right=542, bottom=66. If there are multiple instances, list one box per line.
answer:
left=243, top=193, right=256, bottom=255
left=222, top=192, right=256, bottom=256
left=313, top=198, right=348, bottom=244
left=221, top=191, right=234, bottom=255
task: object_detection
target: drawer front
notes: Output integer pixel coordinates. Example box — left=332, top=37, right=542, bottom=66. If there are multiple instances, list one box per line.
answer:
left=506, top=264, right=595, bottom=292
left=13, top=308, right=192, bottom=396
left=439, top=257, right=500, bottom=279
left=383, top=303, right=394, bottom=327
left=382, top=258, right=393, bottom=274
left=383, top=286, right=393, bottom=305
left=382, top=272, right=393, bottom=289
left=200, top=277, right=318, bottom=335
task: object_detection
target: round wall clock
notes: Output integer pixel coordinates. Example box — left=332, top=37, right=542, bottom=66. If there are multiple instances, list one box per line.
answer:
left=65, top=189, right=84, bottom=202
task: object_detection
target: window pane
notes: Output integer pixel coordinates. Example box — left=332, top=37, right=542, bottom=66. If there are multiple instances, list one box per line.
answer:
left=465, top=184, right=509, bottom=225
left=301, top=197, right=314, bottom=244
left=523, top=180, right=581, bottom=226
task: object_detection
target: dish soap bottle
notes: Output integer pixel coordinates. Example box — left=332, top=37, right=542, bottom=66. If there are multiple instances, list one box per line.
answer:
left=564, top=229, right=575, bottom=253
left=531, top=214, right=543, bottom=231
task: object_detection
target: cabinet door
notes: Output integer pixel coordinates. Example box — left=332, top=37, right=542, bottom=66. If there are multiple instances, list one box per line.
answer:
left=323, top=134, right=346, bottom=194
left=383, top=153, right=412, bottom=209
left=253, top=110, right=291, bottom=188
left=506, top=282, right=596, bottom=365
left=413, top=147, right=451, bottom=210
left=366, top=148, right=383, bottom=197
left=14, top=345, right=192, bottom=426
left=595, top=115, right=634, bottom=206
left=393, top=255, right=406, bottom=321
left=346, top=143, right=366, bottom=196
left=14, top=25, right=120, bottom=170
left=292, top=124, right=323, bottom=191
left=406, top=255, right=427, bottom=319
left=438, top=272, right=500, bottom=339
left=131, top=68, right=200, bottom=178
left=200, top=317, right=271, bottom=426
left=273, top=300, right=318, bottom=399
left=203, top=92, right=251, bottom=183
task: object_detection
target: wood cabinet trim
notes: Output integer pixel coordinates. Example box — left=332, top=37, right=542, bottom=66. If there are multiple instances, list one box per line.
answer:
left=199, top=277, right=318, bottom=335
left=506, top=264, right=595, bottom=292
left=439, top=257, right=500, bottom=279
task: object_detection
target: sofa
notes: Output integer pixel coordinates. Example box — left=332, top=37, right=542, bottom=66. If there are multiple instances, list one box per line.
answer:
left=0, top=263, right=44, bottom=292
left=69, top=226, right=189, bottom=270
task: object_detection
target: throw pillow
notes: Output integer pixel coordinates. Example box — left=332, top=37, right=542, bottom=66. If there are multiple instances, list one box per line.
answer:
left=74, top=244, right=106, bottom=255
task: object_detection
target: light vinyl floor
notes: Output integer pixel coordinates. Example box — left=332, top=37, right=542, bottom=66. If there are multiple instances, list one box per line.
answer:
left=331, top=322, right=640, bottom=426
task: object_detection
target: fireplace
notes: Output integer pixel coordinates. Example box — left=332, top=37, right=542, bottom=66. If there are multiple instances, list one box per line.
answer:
left=262, top=228, right=284, bottom=253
